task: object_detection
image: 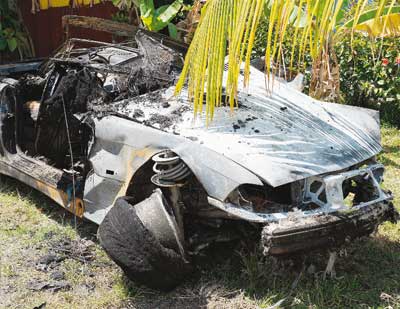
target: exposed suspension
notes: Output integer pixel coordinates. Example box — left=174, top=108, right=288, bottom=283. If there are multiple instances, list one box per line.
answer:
left=151, top=150, right=191, bottom=188
left=151, top=150, right=191, bottom=238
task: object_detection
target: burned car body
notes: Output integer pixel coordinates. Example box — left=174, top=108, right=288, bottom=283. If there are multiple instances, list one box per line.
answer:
left=0, top=29, right=397, bottom=290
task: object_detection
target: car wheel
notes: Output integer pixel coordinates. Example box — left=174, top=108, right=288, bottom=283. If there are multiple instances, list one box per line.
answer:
left=98, top=190, right=192, bottom=291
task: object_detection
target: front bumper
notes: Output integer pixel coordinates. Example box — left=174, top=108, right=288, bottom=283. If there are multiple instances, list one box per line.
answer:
left=208, top=163, right=393, bottom=223
left=262, top=201, right=397, bottom=256
left=208, top=163, right=398, bottom=255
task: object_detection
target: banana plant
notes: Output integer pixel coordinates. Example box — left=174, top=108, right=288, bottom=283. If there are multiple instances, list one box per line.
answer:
left=175, top=0, right=400, bottom=121
left=111, top=0, right=188, bottom=38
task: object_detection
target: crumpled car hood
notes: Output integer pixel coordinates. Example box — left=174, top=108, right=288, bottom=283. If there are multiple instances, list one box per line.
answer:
left=112, top=67, right=381, bottom=187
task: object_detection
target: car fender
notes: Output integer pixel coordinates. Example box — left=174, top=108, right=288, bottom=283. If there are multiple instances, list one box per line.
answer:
left=83, top=115, right=262, bottom=224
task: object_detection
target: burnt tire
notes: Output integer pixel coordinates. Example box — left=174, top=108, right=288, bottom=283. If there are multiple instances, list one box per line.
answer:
left=98, top=195, right=191, bottom=291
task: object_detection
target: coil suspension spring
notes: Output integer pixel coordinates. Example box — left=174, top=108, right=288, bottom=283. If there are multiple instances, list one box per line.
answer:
left=151, top=150, right=191, bottom=187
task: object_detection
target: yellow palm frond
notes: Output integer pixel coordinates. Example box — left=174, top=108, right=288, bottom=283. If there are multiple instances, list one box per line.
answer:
left=176, top=0, right=394, bottom=121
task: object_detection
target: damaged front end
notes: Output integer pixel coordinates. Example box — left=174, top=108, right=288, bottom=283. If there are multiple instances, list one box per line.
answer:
left=208, top=160, right=397, bottom=256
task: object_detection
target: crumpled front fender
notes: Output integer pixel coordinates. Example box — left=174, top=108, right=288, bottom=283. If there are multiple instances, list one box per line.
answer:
left=84, top=116, right=263, bottom=224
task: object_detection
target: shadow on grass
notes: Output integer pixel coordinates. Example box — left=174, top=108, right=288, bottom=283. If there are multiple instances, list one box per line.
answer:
left=380, top=145, right=400, bottom=169
left=0, top=174, right=98, bottom=241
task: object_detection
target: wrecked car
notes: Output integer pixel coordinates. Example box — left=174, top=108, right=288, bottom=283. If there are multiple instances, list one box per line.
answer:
left=0, top=28, right=397, bottom=290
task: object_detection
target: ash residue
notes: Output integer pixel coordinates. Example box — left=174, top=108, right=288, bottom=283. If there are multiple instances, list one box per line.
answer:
left=171, top=105, right=191, bottom=116
left=246, top=116, right=258, bottom=121
left=146, top=113, right=174, bottom=129
left=232, top=119, right=246, bottom=132
left=142, top=104, right=191, bottom=130
left=88, top=99, right=128, bottom=115
left=237, top=119, right=246, bottom=128
left=133, top=108, right=145, bottom=118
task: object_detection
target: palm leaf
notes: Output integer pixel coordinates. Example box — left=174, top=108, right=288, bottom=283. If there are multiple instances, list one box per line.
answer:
left=176, top=0, right=394, bottom=121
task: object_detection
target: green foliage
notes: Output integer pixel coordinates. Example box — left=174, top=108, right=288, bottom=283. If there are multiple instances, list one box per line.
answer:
left=139, top=0, right=182, bottom=32
left=253, top=16, right=313, bottom=76
left=0, top=0, right=32, bottom=59
left=0, top=1, right=17, bottom=53
left=111, top=11, right=131, bottom=24
left=111, top=0, right=190, bottom=38
left=336, top=34, right=400, bottom=127
left=254, top=16, right=400, bottom=127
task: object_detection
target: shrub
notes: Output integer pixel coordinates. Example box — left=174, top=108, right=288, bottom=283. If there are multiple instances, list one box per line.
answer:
left=253, top=18, right=400, bottom=127
left=336, top=34, right=400, bottom=127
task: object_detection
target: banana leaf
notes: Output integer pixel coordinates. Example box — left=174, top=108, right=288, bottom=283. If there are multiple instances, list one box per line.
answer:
left=354, top=13, right=400, bottom=37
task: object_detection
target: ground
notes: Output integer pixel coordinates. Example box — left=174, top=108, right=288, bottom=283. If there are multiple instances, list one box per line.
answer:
left=0, top=127, right=399, bottom=309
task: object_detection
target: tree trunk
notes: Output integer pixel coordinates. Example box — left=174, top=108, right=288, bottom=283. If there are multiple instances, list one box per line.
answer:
left=309, top=39, right=341, bottom=103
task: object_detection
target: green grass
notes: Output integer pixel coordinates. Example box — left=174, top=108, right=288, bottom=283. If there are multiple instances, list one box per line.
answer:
left=0, top=127, right=399, bottom=309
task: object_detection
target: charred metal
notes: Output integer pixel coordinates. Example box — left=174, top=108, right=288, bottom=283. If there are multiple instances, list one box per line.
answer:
left=0, top=18, right=397, bottom=290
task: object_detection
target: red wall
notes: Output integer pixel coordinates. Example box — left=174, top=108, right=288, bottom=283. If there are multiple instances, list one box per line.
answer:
left=19, top=1, right=118, bottom=58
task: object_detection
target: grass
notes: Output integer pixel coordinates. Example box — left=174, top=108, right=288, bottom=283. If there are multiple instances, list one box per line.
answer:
left=0, top=126, right=399, bottom=309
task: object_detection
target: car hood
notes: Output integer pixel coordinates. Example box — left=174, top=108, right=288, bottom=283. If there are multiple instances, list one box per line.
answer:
left=111, top=66, right=381, bottom=187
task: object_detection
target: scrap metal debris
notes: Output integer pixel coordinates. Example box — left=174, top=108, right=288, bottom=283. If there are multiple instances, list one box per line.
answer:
left=36, top=238, right=95, bottom=272
left=27, top=280, right=71, bottom=293
left=36, top=253, right=66, bottom=272
left=49, top=238, right=96, bottom=263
